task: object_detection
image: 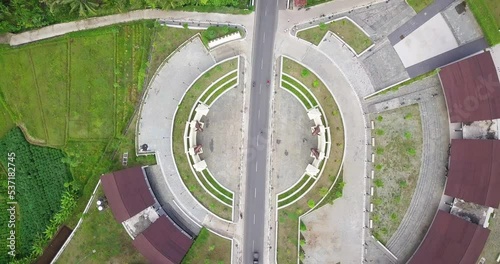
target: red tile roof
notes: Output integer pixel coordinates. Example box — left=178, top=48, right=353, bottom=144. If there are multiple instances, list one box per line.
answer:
left=445, top=139, right=500, bottom=208
left=132, top=216, right=193, bottom=264
left=439, top=51, right=500, bottom=123
left=101, top=166, right=156, bottom=222
left=409, top=211, right=490, bottom=264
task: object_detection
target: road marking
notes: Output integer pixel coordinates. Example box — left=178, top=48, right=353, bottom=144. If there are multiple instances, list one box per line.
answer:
left=254, top=214, right=256, bottom=224
left=265, top=8, right=268, bottom=16
left=263, top=32, right=266, bottom=43
left=258, top=109, right=261, bottom=119
left=253, top=240, right=255, bottom=250
left=256, top=136, right=259, bottom=146
left=261, top=60, right=264, bottom=69
left=255, top=162, right=258, bottom=172
left=259, top=84, right=262, bottom=94
left=255, top=188, right=257, bottom=198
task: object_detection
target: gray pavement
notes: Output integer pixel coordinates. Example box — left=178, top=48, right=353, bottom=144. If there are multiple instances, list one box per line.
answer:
left=441, top=1, right=483, bottom=46
left=272, top=87, right=315, bottom=193
left=277, top=35, right=369, bottom=264
left=387, top=0, right=455, bottom=46
left=243, top=0, right=279, bottom=262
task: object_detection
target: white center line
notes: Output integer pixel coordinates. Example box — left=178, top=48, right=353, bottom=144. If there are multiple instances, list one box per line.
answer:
left=253, top=214, right=256, bottom=224
left=255, top=162, right=258, bottom=172
left=253, top=240, right=255, bottom=250
left=265, top=8, right=268, bottom=16
left=261, top=60, right=264, bottom=69
left=254, top=188, right=257, bottom=198
left=263, top=32, right=266, bottom=43
left=258, top=109, right=261, bottom=119
left=256, top=136, right=259, bottom=146
left=259, top=84, right=262, bottom=94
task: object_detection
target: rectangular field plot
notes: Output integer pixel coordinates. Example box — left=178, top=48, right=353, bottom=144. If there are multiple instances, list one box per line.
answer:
left=30, top=41, right=69, bottom=146
left=69, top=33, right=115, bottom=139
left=0, top=49, right=47, bottom=142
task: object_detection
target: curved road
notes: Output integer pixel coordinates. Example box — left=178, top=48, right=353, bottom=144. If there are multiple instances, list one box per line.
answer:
left=243, top=0, right=279, bottom=262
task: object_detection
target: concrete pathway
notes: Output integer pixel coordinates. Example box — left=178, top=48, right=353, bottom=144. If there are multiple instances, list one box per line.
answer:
left=4, top=9, right=254, bottom=46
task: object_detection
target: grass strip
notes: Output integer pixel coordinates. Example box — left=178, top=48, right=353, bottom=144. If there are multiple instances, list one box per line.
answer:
left=182, top=227, right=231, bottom=264
left=366, top=70, right=437, bottom=99
left=278, top=176, right=315, bottom=208
left=467, top=0, right=500, bottom=46
left=281, top=81, right=313, bottom=109
left=202, top=169, right=233, bottom=199
left=200, top=71, right=237, bottom=103
left=282, top=75, right=318, bottom=107
left=406, top=0, right=434, bottom=13
left=206, top=78, right=238, bottom=105
left=278, top=175, right=311, bottom=201
left=197, top=171, right=232, bottom=206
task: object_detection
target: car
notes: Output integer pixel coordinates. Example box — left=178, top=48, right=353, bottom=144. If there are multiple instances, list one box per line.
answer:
left=252, top=81, right=255, bottom=87
left=266, top=80, right=270, bottom=85
left=253, top=252, right=259, bottom=264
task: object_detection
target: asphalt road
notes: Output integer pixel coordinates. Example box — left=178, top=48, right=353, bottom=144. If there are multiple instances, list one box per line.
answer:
left=243, top=0, right=279, bottom=262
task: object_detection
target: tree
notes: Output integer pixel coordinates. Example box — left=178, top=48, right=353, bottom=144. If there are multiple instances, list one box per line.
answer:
left=62, top=0, right=98, bottom=16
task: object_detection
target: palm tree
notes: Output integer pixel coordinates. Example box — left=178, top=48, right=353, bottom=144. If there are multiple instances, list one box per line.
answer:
left=62, top=0, right=98, bottom=16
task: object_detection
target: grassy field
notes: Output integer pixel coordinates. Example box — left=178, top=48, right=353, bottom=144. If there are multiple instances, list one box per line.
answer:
left=56, top=187, right=147, bottom=264
left=172, top=58, right=238, bottom=221
left=297, top=19, right=373, bottom=54
left=477, top=209, right=500, bottom=264
left=0, top=21, right=202, bottom=262
left=467, top=0, right=500, bottom=46
left=406, top=0, right=434, bottom=13
left=371, top=105, right=423, bottom=244
left=182, top=228, right=231, bottom=264
left=278, top=57, right=344, bottom=264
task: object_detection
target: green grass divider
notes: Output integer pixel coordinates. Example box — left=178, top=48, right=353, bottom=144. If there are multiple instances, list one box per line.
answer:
left=282, top=75, right=318, bottom=107
left=281, top=81, right=313, bottom=109
left=206, top=78, right=238, bottom=105
left=278, top=175, right=311, bottom=201
left=202, top=169, right=233, bottom=199
left=196, top=171, right=232, bottom=206
left=200, top=71, right=237, bottom=103
left=278, top=176, right=316, bottom=208
left=467, top=0, right=500, bottom=46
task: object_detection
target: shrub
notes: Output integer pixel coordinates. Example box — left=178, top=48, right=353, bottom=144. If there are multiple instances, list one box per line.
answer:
left=301, top=68, right=309, bottom=77
left=312, top=79, right=319, bottom=87
left=376, top=147, right=384, bottom=155
left=319, top=22, right=327, bottom=31
left=307, top=199, right=315, bottom=208
left=376, top=115, right=383, bottom=122
left=319, top=186, right=328, bottom=196
left=399, top=180, right=408, bottom=188
left=390, top=213, right=398, bottom=222
left=407, top=148, right=416, bottom=156
left=300, top=239, right=306, bottom=246
left=375, top=164, right=383, bottom=170
left=404, top=131, right=412, bottom=139
left=374, top=179, right=384, bottom=188
left=404, top=113, right=413, bottom=120
left=300, top=220, right=307, bottom=231
left=372, top=198, right=382, bottom=206
left=375, top=129, right=385, bottom=136
left=183, top=23, right=189, bottom=29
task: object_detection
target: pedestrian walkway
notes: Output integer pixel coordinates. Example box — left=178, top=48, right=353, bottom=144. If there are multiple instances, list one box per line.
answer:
left=137, top=37, right=237, bottom=238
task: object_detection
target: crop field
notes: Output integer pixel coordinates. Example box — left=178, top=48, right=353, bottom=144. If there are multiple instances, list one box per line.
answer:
left=0, top=128, right=73, bottom=258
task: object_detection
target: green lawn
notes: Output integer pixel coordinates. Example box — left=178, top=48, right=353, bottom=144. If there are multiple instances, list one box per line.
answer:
left=200, top=71, right=237, bottom=103
left=56, top=187, right=147, bottom=264
left=406, top=0, right=434, bottom=13
left=206, top=78, right=238, bottom=106
left=278, top=174, right=310, bottom=200
left=202, top=170, right=233, bottom=199
left=281, top=81, right=313, bottom=109
left=278, top=176, right=315, bottom=208
left=467, top=0, right=500, bottom=45
left=0, top=21, right=201, bottom=262
left=200, top=25, right=240, bottom=46
left=371, top=105, right=423, bottom=244
left=278, top=57, right=344, bottom=264
left=172, top=58, right=238, bottom=221
left=182, top=228, right=231, bottom=264
left=282, top=74, right=318, bottom=106
left=297, top=19, right=373, bottom=54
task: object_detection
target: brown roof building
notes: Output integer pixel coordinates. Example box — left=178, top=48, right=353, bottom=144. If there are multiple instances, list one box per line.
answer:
left=439, top=51, right=500, bottom=123
left=101, top=166, right=156, bottom=222
left=409, top=211, right=490, bottom=264
left=445, top=139, right=500, bottom=208
left=132, top=216, right=193, bottom=264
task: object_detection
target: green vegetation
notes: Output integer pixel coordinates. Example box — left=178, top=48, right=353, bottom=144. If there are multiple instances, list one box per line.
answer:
left=406, top=0, right=434, bottom=13
left=278, top=176, right=315, bottom=208
left=0, top=22, right=202, bottom=262
left=376, top=129, right=385, bottom=136
left=200, top=170, right=232, bottom=206
left=281, top=81, right=313, bottom=109
left=376, top=147, right=384, bottom=155
left=205, top=78, right=238, bottom=106
left=376, top=115, right=383, bottom=122
left=172, top=58, right=238, bottom=220
left=478, top=209, right=500, bottom=263
left=182, top=228, right=231, bottom=264
left=282, top=74, right=318, bottom=106
left=0, top=128, right=73, bottom=259
left=367, top=70, right=438, bottom=98
left=202, top=170, right=233, bottom=199
left=200, top=71, right=237, bottom=102
left=278, top=175, right=310, bottom=200
left=305, top=0, right=332, bottom=7
left=371, top=105, right=423, bottom=244
left=56, top=187, right=146, bottom=264
left=278, top=57, right=344, bottom=264
left=200, top=25, right=240, bottom=46
left=0, top=0, right=250, bottom=34
left=297, top=18, right=373, bottom=54
left=300, top=220, right=307, bottom=231
left=467, top=0, right=500, bottom=45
